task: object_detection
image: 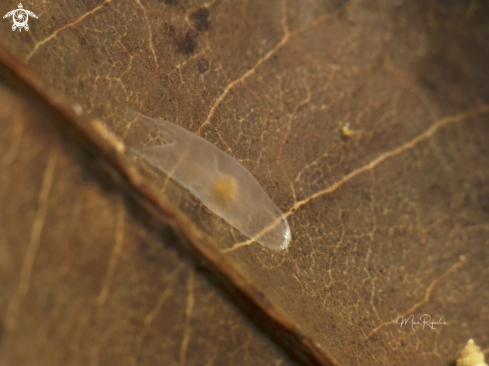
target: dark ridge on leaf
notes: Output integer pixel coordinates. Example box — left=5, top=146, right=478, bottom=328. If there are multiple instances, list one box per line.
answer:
left=190, top=7, right=210, bottom=31
left=176, top=29, right=197, bottom=55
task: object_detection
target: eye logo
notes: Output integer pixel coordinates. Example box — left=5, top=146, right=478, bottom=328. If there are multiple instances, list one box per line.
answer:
left=3, top=3, right=38, bottom=32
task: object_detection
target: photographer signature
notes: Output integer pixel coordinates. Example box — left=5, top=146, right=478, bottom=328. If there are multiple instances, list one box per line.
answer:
left=396, top=314, right=447, bottom=331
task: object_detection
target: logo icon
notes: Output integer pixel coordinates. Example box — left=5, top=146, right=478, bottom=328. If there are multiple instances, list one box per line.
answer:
left=3, top=3, right=38, bottom=32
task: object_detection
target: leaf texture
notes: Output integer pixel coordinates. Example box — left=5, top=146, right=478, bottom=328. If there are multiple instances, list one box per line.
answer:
left=1, top=0, right=488, bottom=365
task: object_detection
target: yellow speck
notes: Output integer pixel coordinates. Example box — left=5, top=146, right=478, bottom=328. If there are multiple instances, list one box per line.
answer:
left=340, top=122, right=359, bottom=140
left=214, top=174, right=237, bottom=202
left=457, top=339, right=487, bottom=366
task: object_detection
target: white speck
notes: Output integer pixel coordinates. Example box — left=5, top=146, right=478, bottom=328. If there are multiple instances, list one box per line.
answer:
left=73, top=103, right=83, bottom=116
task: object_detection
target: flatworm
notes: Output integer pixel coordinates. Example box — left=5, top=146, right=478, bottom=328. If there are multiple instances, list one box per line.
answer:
left=129, top=111, right=291, bottom=250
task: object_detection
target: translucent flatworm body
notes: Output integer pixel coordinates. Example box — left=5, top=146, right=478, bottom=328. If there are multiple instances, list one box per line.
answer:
left=129, top=111, right=291, bottom=250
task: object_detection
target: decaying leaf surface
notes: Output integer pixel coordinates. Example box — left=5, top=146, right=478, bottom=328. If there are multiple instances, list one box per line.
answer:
left=0, top=84, right=299, bottom=366
left=1, top=0, right=489, bottom=365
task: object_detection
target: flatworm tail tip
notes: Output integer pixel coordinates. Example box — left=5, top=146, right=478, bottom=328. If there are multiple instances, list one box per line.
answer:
left=277, top=220, right=292, bottom=250
left=283, top=222, right=292, bottom=249
left=264, top=218, right=292, bottom=251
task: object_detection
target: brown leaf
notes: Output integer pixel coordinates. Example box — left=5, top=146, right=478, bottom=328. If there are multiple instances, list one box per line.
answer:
left=1, top=0, right=488, bottom=365
left=0, top=82, right=301, bottom=365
